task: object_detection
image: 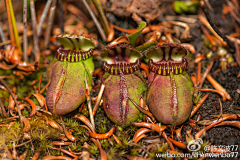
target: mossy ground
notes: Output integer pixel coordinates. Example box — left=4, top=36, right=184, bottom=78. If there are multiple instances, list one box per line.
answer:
left=0, top=65, right=169, bottom=159
left=0, top=104, right=168, bottom=159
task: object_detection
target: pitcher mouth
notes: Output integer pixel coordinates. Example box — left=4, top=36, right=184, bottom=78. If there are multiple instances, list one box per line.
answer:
left=148, top=58, right=187, bottom=76
left=146, top=43, right=188, bottom=76
left=101, top=44, right=142, bottom=75
left=54, top=33, right=95, bottom=62
left=103, top=59, right=140, bottom=75
left=55, top=47, right=93, bottom=62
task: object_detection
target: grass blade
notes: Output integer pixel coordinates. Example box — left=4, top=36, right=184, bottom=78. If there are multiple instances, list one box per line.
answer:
left=5, top=0, right=15, bottom=46
left=91, top=0, right=110, bottom=36
left=9, top=0, right=22, bottom=53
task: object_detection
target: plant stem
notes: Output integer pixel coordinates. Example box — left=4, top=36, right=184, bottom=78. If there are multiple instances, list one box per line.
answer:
left=85, top=73, right=95, bottom=130
left=8, top=0, right=22, bottom=53
left=44, top=0, right=57, bottom=49
left=0, top=23, right=7, bottom=49
left=91, top=0, right=111, bottom=35
left=82, top=0, right=106, bottom=41
left=92, top=84, right=105, bottom=117
left=23, top=0, right=28, bottom=62
left=0, top=78, right=23, bottom=125
left=201, top=7, right=235, bottom=52
left=30, top=0, right=40, bottom=63
left=37, top=0, right=53, bottom=37
left=0, top=97, right=7, bottom=118
left=5, top=0, right=15, bottom=46
left=0, top=30, right=33, bottom=47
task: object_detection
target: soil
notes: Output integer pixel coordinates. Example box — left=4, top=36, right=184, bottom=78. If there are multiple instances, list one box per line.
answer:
left=179, top=0, right=240, bottom=159
left=188, top=64, right=240, bottom=160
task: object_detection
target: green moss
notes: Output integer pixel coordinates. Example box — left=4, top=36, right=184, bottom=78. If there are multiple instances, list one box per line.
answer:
left=50, top=149, right=61, bottom=156
left=149, top=142, right=169, bottom=159
left=63, top=117, right=79, bottom=129
left=97, top=124, right=107, bottom=134
left=22, top=109, right=30, bottom=117
left=99, top=139, right=110, bottom=148
left=30, top=97, right=40, bottom=107
left=89, top=143, right=99, bottom=155
left=193, top=91, right=202, bottom=105
left=70, top=143, right=82, bottom=152
left=0, top=61, right=181, bottom=159
left=82, top=110, right=89, bottom=117
left=107, top=147, right=118, bottom=159
left=130, top=150, right=140, bottom=156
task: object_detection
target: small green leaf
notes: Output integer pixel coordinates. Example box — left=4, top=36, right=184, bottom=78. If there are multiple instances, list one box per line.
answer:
left=136, top=41, right=157, bottom=64
left=143, top=57, right=149, bottom=64
left=127, top=21, right=146, bottom=47
left=136, top=41, right=157, bottom=54
left=179, top=1, right=188, bottom=12
left=173, top=1, right=183, bottom=14
left=174, top=1, right=199, bottom=14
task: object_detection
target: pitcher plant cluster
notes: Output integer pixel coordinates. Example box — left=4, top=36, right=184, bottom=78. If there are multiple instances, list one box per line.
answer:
left=46, top=22, right=194, bottom=127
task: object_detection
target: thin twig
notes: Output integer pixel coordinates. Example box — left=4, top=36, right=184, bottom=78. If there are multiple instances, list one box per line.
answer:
left=4, top=143, right=13, bottom=159
left=169, top=21, right=191, bottom=39
left=44, top=0, right=57, bottom=49
left=0, top=97, right=7, bottom=118
left=226, top=0, right=240, bottom=24
left=37, top=0, right=53, bottom=37
left=128, top=96, right=156, bottom=121
left=197, top=62, right=201, bottom=86
left=203, top=0, right=213, bottom=11
left=30, top=0, right=40, bottom=63
left=93, top=84, right=105, bottom=117
left=0, top=78, right=22, bottom=124
left=85, top=73, right=95, bottom=130
left=0, top=23, right=7, bottom=49
left=60, top=116, right=77, bottom=142
left=162, top=131, right=175, bottom=151
left=199, top=57, right=217, bottom=88
left=218, top=98, right=223, bottom=118
left=201, top=7, right=235, bottom=52
left=5, top=0, right=15, bottom=45
left=0, top=30, right=33, bottom=47
left=227, top=36, right=240, bottom=44
left=206, top=74, right=232, bottom=101
left=190, top=93, right=209, bottom=118
left=82, top=0, right=107, bottom=41
left=60, top=117, right=67, bottom=136
left=195, top=88, right=226, bottom=101
left=10, top=140, right=31, bottom=148
left=23, top=0, right=28, bottom=62
left=201, top=25, right=216, bottom=50
left=91, top=0, right=111, bottom=35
